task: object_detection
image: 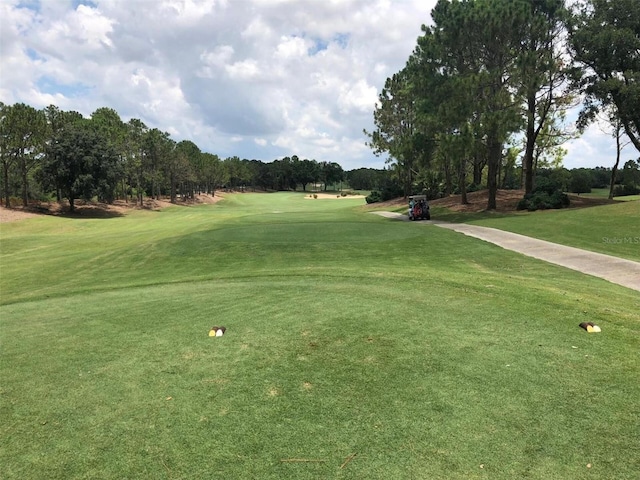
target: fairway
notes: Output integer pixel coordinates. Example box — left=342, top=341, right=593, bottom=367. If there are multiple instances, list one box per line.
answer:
left=1, top=193, right=639, bottom=479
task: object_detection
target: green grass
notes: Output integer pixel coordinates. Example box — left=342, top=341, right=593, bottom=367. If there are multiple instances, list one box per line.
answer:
left=579, top=188, right=611, bottom=199
left=451, top=201, right=640, bottom=261
left=578, top=188, right=639, bottom=201
left=2, top=192, right=639, bottom=479
left=616, top=194, right=640, bottom=201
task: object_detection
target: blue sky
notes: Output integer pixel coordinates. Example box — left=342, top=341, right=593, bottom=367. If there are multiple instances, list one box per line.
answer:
left=1, top=0, right=631, bottom=171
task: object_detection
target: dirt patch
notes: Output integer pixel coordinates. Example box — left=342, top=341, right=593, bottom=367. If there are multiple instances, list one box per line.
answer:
left=429, top=190, right=526, bottom=213
left=366, top=189, right=617, bottom=213
left=430, top=189, right=616, bottom=212
left=0, top=193, right=226, bottom=223
left=0, top=207, right=41, bottom=223
left=304, top=193, right=366, bottom=199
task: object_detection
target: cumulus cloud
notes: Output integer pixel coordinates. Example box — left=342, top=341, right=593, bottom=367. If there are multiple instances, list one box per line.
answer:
left=564, top=121, right=634, bottom=170
left=2, top=0, right=618, bottom=170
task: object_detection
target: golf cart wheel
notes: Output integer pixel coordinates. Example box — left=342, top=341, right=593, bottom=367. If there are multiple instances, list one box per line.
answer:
left=425, top=213, right=431, bottom=220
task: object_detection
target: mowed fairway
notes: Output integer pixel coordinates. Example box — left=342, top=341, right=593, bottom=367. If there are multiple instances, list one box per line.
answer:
left=1, top=193, right=639, bottom=479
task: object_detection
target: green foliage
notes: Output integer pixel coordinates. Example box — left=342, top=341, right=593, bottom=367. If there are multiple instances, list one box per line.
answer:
left=568, top=0, right=640, bottom=153
left=517, top=188, right=570, bottom=211
left=569, top=168, right=593, bottom=193
left=365, top=190, right=382, bottom=203
left=0, top=102, right=47, bottom=207
left=346, top=168, right=388, bottom=191
left=318, top=161, right=344, bottom=190
left=40, top=120, right=122, bottom=211
left=621, top=159, right=640, bottom=187
left=613, top=184, right=640, bottom=196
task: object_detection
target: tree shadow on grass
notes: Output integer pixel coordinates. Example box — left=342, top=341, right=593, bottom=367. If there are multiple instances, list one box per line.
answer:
left=17, top=201, right=127, bottom=219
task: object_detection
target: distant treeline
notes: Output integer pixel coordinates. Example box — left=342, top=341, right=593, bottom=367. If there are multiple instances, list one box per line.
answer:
left=2, top=101, right=638, bottom=212
left=0, top=102, right=363, bottom=212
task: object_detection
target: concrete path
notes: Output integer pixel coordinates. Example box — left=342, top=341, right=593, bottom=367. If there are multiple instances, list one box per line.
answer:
left=372, top=211, right=640, bottom=292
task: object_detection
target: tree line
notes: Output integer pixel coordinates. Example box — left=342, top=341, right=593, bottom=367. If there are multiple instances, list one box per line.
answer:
left=0, top=102, right=353, bottom=212
left=366, top=0, right=640, bottom=208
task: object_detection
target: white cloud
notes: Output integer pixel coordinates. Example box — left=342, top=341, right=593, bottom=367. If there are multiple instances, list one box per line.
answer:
left=225, top=59, right=261, bottom=80
left=564, top=122, right=635, bottom=170
left=19, top=0, right=623, bottom=172
left=201, top=45, right=235, bottom=68
left=338, top=79, right=378, bottom=114
left=274, top=35, right=309, bottom=59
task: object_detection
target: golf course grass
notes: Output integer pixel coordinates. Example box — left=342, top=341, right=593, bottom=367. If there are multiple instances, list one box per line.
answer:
left=430, top=200, right=640, bottom=261
left=1, top=193, right=639, bottom=479
left=579, top=188, right=639, bottom=202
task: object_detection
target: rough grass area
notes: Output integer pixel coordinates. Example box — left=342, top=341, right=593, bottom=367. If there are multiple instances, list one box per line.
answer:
left=468, top=201, right=640, bottom=262
left=1, top=192, right=639, bottom=479
left=416, top=192, right=639, bottom=261
left=579, top=188, right=639, bottom=201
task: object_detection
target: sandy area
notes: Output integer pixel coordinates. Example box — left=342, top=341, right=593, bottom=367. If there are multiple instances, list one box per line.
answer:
left=304, top=193, right=366, bottom=199
left=0, top=207, right=41, bottom=223
left=366, top=189, right=617, bottom=213
left=0, top=193, right=226, bottom=223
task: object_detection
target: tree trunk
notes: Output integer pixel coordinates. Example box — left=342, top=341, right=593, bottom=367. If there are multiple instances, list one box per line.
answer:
left=444, top=155, right=453, bottom=196
left=136, top=165, right=143, bottom=206
left=609, top=128, right=622, bottom=199
left=473, top=155, right=484, bottom=185
left=486, top=133, right=502, bottom=210
left=621, top=121, right=640, bottom=154
left=170, top=169, right=177, bottom=204
left=522, top=94, right=536, bottom=195
left=20, top=149, right=29, bottom=207
left=3, top=160, right=10, bottom=208
left=459, top=157, right=468, bottom=205
left=69, top=197, right=75, bottom=213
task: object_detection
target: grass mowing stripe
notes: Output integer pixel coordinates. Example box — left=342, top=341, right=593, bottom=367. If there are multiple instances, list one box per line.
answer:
left=1, top=193, right=639, bottom=479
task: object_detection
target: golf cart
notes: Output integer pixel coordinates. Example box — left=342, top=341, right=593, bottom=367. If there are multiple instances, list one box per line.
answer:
left=408, top=195, right=430, bottom=221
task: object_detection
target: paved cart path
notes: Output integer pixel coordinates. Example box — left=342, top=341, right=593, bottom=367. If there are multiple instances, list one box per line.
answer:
left=372, top=211, right=640, bottom=292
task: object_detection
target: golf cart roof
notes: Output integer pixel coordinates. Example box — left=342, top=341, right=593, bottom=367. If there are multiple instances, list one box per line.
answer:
left=409, top=195, right=427, bottom=200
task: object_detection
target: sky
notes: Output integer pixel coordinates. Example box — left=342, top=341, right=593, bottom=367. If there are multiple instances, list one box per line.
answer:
left=0, top=0, right=632, bottom=171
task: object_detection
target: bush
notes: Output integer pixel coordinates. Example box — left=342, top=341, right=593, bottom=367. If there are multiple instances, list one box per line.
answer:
left=379, top=182, right=403, bottom=201
left=569, top=169, right=593, bottom=194
left=533, top=176, right=562, bottom=195
left=516, top=197, right=529, bottom=211
left=613, top=184, right=640, bottom=196
left=517, top=190, right=570, bottom=211
left=550, top=190, right=570, bottom=208
left=467, top=183, right=484, bottom=193
left=365, top=190, right=382, bottom=204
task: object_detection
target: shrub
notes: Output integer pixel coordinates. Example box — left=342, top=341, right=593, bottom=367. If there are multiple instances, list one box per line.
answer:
left=533, top=176, right=562, bottom=195
left=569, top=169, right=593, bottom=194
left=313, top=194, right=317, bottom=199
left=613, top=184, right=640, bottom=196
left=516, top=198, right=529, bottom=211
left=467, top=183, right=484, bottom=193
left=550, top=190, right=570, bottom=208
left=365, top=190, right=382, bottom=204
left=518, top=190, right=570, bottom=211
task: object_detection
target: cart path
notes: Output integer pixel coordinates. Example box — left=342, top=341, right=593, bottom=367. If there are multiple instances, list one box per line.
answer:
left=372, top=211, right=640, bottom=292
